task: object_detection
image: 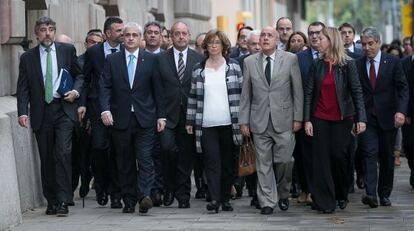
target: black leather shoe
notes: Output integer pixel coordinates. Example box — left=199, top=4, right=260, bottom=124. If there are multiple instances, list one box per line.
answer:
left=178, top=201, right=190, bottom=208
left=56, top=203, right=69, bottom=217
left=163, top=192, right=174, bottom=206
left=379, top=197, right=392, bottom=206
left=221, top=201, right=233, bottom=211
left=278, top=198, right=289, bottom=211
left=151, top=192, right=162, bottom=207
left=234, top=184, right=243, bottom=198
left=122, top=205, right=135, bottom=213
left=338, top=200, right=348, bottom=210
left=206, top=200, right=220, bottom=213
left=205, top=190, right=212, bottom=202
left=260, top=206, right=273, bottom=215
left=321, top=209, right=335, bottom=214
left=111, top=198, right=123, bottom=209
left=195, top=189, right=206, bottom=199
left=67, top=201, right=75, bottom=206
left=356, top=175, right=365, bottom=189
left=45, top=204, right=57, bottom=215
left=362, top=194, right=378, bottom=208
left=96, top=191, right=108, bottom=206
left=250, top=196, right=259, bottom=207
left=139, top=196, right=153, bottom=214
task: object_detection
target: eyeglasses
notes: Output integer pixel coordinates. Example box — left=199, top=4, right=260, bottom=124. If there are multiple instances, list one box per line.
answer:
left=207, top=40, right=222, bottom=46
left=308, top=30, right=321, bottom=36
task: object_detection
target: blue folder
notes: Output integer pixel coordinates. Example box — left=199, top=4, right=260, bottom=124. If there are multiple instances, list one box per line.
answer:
left=57, top=68, right=74, bottom=96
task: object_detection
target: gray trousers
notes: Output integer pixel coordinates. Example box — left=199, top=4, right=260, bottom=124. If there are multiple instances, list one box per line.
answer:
left=252, top=119, right=295, bottom=208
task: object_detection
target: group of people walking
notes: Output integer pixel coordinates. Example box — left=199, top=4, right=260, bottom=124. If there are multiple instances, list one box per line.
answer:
left=16, top=15, right=414, bottom=217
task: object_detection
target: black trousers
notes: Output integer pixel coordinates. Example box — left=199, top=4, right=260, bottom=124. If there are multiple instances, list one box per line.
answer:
left=201, top=126, right=235, bottom=203
left=160, top=118, right=195, bottom=203
left=193, top=152, right=206, bottom=191
left=151, top=136, right=164, bottom=195
left=402, top=123, right=414, bottom=174
left=298, top=129, right=313, bottom=194
left=71, top=120, right=92, bottom=195
left=88, top=98, right=120, bottom=200
left=358, top=116, right=396, bottom=198
left=111, top=115, right=156, bottom=207
left=311, top=118, right=353, bottom=210
left=35, top=101, right=74, bottom=205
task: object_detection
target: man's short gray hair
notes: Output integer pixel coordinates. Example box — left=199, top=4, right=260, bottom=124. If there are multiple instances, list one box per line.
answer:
left=35, top=16, right=56, bottom=33
left=124, top=22, right=143, bottom=36
left=361, top=27, right=381, bottom=43
left=247, top=30, right=261, bottom=41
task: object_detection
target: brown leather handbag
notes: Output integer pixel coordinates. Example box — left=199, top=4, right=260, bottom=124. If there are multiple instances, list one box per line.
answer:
left=238, top=137, right=256, bottom=176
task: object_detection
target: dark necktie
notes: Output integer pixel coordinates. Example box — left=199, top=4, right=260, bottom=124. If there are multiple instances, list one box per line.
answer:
left=369, top=59, right=376, bottom=89
left=177, top=52, right=185, bottom=82
left=110, top=48, right=117, bottom=53
left=265, top=56, right=271, bottom=85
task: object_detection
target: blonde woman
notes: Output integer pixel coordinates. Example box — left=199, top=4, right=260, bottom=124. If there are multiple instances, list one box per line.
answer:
left=303, top=27, right=367, bottom=213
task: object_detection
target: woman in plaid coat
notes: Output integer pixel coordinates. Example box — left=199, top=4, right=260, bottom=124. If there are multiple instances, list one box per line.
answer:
left=186, top=29, right=242, bottom=213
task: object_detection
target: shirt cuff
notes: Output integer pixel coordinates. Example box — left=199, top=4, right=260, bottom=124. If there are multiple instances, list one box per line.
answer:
left=101, top=111, right=110, bottom=116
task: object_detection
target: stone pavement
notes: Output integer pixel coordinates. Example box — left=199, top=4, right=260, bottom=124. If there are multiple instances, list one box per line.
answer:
left=10, top=159, right=414, bottom=231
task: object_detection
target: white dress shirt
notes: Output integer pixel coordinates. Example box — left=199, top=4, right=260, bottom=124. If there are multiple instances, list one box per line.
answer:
left=366, top=51, right=381, bottom=79
left=103, top=41, right=121, bottom=57
left=40, top=43, right=60, bottom=98
left=173, top=47, right=188, bottom=70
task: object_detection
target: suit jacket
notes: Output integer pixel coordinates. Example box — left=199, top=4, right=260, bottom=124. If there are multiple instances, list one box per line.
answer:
left=17, top=42, right=84, bottom=131
left=296, top=49, right=315, bottom=84
left=356, top=53, right=409, bottom=130
left=100, top=48, right=164, bottom=130
left=402, top=56, right=414, bottom=118
left=155, top=48, right=203, bottom=128
left=239, top=50, right=304, bottom=134
left=236, top=54, right=249, bottom=74
left=80, top=43, right=124, bottom=107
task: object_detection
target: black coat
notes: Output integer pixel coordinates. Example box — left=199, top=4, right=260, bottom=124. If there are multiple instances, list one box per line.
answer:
left=17, top=42, right=84, bottom=131
left=304, top=59, right=367, bottom=123
left=355, top=53, right=409, bottom=130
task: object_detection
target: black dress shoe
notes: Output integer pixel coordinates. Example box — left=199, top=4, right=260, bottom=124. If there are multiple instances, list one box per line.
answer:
left=379, top=197, right=392, bottom=206
left=178, top=201, right=190, bottom=208
left=206, top=200, right=220, bottom=213
left=151, top=192, right=162, bottom=207
left=356, top=175, right=365, bottom=189
left=163, top=192, right=174, bottom=206
left=221, top=201, right=233, bottom=211
left=234, top=184, right=243, bottom=198
left=67, top=201, right=75, bottom=206
left=250, top=196, right=259, bottom=207
left=56, top=203, right=69, bottom=217
left=45, top=204, right=57, bottom=215
left=122, top=205, right=135, bottom=213
left=205, top=190, right=212, bottom=202
left=111, top=198, right=123, bottom=209
left=278, top=198, right=289, bottom=211
left=195, top=189, right=206, bottom=199
left=96, top=191, right=108, bottom=206
left=139, top=196, right=153, bottom=214
left=337, top=200, right=348, bottom=210
left=361, top=194, right=378, bottom=208
left=321, top=208, right=335, bottom=214
left=260, top=206, right=273, bottom=215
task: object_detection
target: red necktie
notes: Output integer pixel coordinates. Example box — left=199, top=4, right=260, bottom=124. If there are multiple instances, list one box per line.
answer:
left=369, top=59, right=376, bottom=89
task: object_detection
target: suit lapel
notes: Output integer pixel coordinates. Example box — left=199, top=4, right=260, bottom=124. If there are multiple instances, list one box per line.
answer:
left=34, top=45, right=44, bottom=89
left=270, top=51, right=283, bottom=86
left=255, top=53, right=268, bottom=86
left=359, top=56, right=373, bottom=91
left=118, top=49, right=130, bottom=86
left=55, top=42, right=63, bottom=76
left=183, top=49, right=195, bottom=84
left=167, top=48, right=179, bottom=81
left=376, top=54, right=387, bottom=88
left=132, top=49, right=145, bottom=88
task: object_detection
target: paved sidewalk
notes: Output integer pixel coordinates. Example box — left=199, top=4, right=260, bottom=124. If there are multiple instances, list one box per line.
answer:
left=11, top=159, right=414, bottom=231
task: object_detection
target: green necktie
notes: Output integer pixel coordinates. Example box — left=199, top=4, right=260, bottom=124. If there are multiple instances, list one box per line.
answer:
left=45, top=47, right=53, bottom=104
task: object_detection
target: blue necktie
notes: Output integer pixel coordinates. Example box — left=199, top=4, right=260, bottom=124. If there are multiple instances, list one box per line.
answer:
left=127, top=54, right=135, bottom=88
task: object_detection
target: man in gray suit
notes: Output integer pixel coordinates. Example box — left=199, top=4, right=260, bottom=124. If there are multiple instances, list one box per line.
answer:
left=239, top=26, right=303, bottom=215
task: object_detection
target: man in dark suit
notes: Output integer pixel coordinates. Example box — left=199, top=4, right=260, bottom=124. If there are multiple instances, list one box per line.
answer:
left=17, top=16, right=84, bottom=216
left=339, top=22, right=363, bottom=58
left=229, top=26, right=253, bottom=58
left=356, top=27, right=409, bottom=208
left=155, top=22, right=203, bottom=208
left=401, top=34, right=414, bottom=188
left=100, top=22, right=166, bottom=214
left=295, top=21, right=325, bottom=202
left=77, top=17, right=124, bottom=209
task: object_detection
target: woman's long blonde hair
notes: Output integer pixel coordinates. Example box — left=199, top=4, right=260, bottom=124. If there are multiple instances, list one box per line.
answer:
left=321, top=27, right=350, bottom=66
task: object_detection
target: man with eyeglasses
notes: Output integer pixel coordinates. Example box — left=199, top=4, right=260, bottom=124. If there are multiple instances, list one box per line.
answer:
left=240, top=26, right=303, bottom=215
left=295, top=21, right=326, bottom=204
left=276, top=17, right=293, bottom=51
left=17, top=16, right=84, bottom=217
left=229, top=26, right=253, bottom=58
left=155, top=22, right=203, bottom=209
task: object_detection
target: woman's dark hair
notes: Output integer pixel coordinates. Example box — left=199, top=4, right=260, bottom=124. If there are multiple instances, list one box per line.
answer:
left=387, top=44, right=403, bottom=58
left=285, top=31, right=308, bottom=53
left=202, top=29, right=231, bottom=58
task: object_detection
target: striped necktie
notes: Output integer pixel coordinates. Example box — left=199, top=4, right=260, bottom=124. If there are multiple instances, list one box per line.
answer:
left=177, top=52, right=185, bottom=82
